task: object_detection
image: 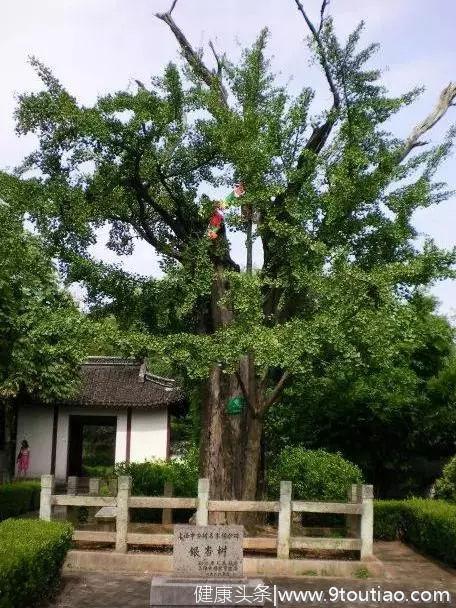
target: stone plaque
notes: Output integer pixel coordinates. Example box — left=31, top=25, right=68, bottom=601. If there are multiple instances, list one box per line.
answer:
left=173, top=525, right=243, bottom=578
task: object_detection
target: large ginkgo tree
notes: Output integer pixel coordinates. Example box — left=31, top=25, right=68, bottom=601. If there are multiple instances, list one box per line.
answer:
left=7, top=0, right=456, bottom=504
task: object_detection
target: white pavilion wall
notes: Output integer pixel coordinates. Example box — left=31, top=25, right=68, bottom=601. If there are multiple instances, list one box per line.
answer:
left=130, top=407, right=168, bottom=462
left=16, top=404, right=169, bottom=479
left=16, top=404, right=54, bottom=477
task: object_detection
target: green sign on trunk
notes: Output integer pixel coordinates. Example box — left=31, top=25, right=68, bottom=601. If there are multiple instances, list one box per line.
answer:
left=226, top=396, right=246, bottom=415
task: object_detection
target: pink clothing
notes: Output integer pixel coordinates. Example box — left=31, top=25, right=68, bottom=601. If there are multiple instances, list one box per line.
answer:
left=18, top=449, right=30, bottom=473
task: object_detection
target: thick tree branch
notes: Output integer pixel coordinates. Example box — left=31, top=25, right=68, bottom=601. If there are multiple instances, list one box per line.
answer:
left=263, top=370, right=290, bottom=410
left=129, top=215, right=182, bottom=261
left=235, top=369, right=252, bottom=409
left=398, top=82, right=456, bottom=163
left=130, top=152, right=189, bottom=243
left=156, top=2, right=228, bottom=107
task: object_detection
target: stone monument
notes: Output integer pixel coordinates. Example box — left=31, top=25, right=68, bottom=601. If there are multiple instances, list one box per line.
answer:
left=150, top=524, right=265, bottom=607
left=173, top=524, right=244, bottom=578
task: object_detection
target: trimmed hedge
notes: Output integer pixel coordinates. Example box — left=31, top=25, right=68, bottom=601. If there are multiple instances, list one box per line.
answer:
left=0, top=481, right=41, bottom=521
left=374, top=500, right=405, bottom=540
left=374, top=499, right=456, bottom=567
left=0, top=519, right=73, bottom=608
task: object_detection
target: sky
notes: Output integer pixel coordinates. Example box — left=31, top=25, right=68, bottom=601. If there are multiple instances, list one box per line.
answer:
left=1, top=0, right=455, bottom=316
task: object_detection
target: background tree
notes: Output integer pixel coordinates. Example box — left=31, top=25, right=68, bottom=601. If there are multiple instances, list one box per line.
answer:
left=6, top=1, right=456, bottom=503
left=0, top=173, right=97, bottom=476
left=266, top=294, right=456, bottom=497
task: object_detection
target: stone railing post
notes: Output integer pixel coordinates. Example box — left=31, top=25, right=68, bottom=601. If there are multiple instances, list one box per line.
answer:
left=39, top=474, right=54, bottom=521
left=346, top=483, right=360, bottom=537
left=55, top=476, right=78, bottom=523
left=115, top=476, right=131, bottom=553
left=108, top=477, right=118, bottom=496
left=277, top=480, right=292, bottom=559
left=360, top=484, right=374, bottom=559
left=89, top=477, right=101, bottom=495
left=196, top=478, right=209, bottom=526
left=67, top=476, right=78, bottom=495
left=162, top=481, right=173, bottom=525
left=87, top=478, right=101, bottom=524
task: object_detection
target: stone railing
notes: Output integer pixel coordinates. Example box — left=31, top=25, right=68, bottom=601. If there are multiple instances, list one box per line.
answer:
left=39, top=475, right=373, bottom=559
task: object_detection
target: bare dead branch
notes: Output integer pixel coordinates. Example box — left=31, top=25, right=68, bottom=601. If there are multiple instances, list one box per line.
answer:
left=209, top=40, right=224, bottom=80
left=168, top=0, right=179, bottom=14
left=293, top=0, right=340, bottom=110
left=281, top=0, right=340, bottom=197
left=318, top=0, right=330, bottom=34
left=156, top=6, right=228, bottom=107
left=399, top=82, right=456, bottom=163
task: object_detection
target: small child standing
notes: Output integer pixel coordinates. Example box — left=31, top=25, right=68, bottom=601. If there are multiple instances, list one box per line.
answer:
left=17, top=440, right=30, bottom=477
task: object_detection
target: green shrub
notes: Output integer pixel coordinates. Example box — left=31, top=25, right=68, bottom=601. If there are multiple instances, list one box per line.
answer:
left=0, top=481, right=41, bottom=521
left=82, top=464, right=115, bottom=478
left=268, top=447, right=363, bottom=501
left=0, top=519, right=73, bottom=608
left=373, top=500, right=406, bottom=540
left=434, top=455, right=456, bottom=502
left=115, top=452, right=198, bottom=497
left=374, top=499, right=456, bottom=567
left=115, top=452, right=198, bottom=522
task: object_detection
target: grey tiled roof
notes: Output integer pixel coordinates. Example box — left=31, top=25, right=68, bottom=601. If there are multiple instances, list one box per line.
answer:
left=62, top=357, right=184, bottom=408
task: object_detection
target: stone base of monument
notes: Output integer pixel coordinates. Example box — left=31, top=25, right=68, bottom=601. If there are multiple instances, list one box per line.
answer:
left=150, top=576, right=266, bottom=607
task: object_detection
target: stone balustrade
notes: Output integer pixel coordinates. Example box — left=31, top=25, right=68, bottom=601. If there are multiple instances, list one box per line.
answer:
left=39, top=475, right=374, bottom=559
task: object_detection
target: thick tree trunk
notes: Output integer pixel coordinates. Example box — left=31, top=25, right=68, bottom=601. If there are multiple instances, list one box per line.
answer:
left=199, top=367, right=264, bottom=519
left=198, top=263, right=266, bottom=513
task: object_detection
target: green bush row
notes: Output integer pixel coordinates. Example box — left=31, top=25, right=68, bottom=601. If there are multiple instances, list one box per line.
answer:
left=115, top=454, right=198, bottom=522
left=115, top=447, right=364, bottom=504
left=374, top=499, right=456, bottom=567
left=0, top=481, right=41, bottom=521
left=0, top=519, right=73, bottom=608
left=115, top=453, right=198, bottom=498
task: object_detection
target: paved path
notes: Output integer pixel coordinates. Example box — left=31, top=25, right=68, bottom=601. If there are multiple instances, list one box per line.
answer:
left=48, top=542, right=456, bottom=608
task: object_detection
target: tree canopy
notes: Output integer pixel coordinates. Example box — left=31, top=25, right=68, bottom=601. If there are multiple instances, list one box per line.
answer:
left=0, top=173, right=95, bottom=402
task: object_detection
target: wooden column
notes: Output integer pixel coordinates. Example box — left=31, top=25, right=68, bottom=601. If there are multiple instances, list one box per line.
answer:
left=125, top=408, right=132, bottom=464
